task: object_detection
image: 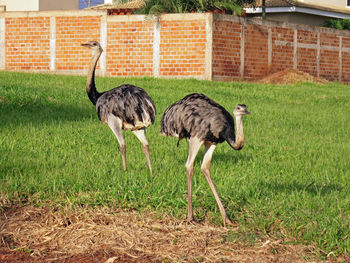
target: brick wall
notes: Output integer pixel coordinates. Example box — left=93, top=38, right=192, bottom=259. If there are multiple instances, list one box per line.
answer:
left=159, top=19, right=206, bottom=77
left=319, top=33, right=339, bottom=81
left=1, top=11, right=350, bottom=82
left=270, top=27, right=294, bottom=73
left=5, top=17, right=50, bottom=71
left=56, top=15, right=101, bottom=72
left=297, top=30, right=318, bottom=77
left=213, top=20, right=241, bottom=79
left=213, top=15, right=350, bottom=82
left=107, top=18, right=154, bottom=77
left=244, top=23, right=269, bottom=79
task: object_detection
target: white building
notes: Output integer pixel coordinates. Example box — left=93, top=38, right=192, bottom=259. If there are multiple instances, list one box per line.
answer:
left=246, top=0, right=350, bottom=26
left=0, top=0, right=79, bottom=11
left=298, top=0, right=349, bottom=9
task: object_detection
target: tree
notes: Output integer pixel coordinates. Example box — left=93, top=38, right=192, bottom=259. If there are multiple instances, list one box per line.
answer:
left=117, top=0, right=257, bottom=15
left=262, top=0, right=266, bottom=19
left=322, top=18, right=350, bottom=31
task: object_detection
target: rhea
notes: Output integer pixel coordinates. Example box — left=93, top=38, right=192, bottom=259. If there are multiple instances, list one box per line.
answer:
left=161, top=93, right=249, bottom=226
left=82, top=41, right=156, bottom=175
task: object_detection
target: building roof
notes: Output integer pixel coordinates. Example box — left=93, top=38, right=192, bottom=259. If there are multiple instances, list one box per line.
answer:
left=86, top=0, right=145, bottom=10
left=256, top=0, right=350, bottom=14
left=253, top=0, right=296, bottom=8
left=296, top=1, right=350, bottom=15
left=246, top=0, right=350, bottom=18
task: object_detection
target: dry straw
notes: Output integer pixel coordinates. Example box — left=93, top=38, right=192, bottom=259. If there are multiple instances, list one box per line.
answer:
left=0, top=205, right=326, bottom=262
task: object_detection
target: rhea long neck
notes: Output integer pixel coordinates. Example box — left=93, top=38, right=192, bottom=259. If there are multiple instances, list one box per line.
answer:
left=86, top=49, right=102, bottom=105
left=229, top=114, right=245, bottom=151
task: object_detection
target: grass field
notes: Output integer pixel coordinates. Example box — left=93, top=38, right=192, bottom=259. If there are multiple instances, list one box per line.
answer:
left=0, top=71, right=349, bottom=258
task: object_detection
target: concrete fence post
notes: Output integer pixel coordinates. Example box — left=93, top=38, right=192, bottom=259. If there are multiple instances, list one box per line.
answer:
left=339, top=36, right=343, bottom=82
left=100, top=14, right=107, bottom=76
left=205, top=13, right=213, bottom=81
left=0, top=17, right=5, bottom=70
left=268, top=27, right=272, bottom=72
left=240, top=20, right=245, bottom=79
left=153, top=17, right=160, bottom=78
left=293, top=29, right=298, bottom=70
left=49, top=17, right=56, bottom=71
left=316, top=32, right=320, bottom=77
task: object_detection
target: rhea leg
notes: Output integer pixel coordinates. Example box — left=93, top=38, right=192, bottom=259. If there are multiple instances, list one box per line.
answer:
left=107, top=115, right=127, bottom=171
left=202, top=142, right=233, bottom=227
left=185, top=137, right=203, bottom=222
left=132, top=128, right=153, bottom=175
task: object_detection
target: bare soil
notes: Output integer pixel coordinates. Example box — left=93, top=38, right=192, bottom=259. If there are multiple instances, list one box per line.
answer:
left=258, top=69, right=328, bottom=85
left=1, top=206, right=348, bottom=263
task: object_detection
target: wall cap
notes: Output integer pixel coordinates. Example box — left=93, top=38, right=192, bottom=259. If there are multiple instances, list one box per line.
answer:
left=0, top=9, right=107, bottom=18
left=107, top=12, right=210, bottom=23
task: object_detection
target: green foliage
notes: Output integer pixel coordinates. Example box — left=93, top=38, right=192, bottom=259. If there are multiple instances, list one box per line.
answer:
left=1, top=72, right=350, bottom=257
left=136, top=0, right=193, bottom=15
left=322, top=18, right=350, bottom=30
left=131, top=0, right=255, bottom=15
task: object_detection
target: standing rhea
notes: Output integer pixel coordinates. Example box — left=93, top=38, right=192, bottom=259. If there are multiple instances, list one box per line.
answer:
left=82, top=41, right=156, bottom=175
left=161, top=93, right=249, bottom=226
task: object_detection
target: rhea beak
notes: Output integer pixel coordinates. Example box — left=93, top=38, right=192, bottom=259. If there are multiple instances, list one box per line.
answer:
left=81, top=43, right=90, bottom=47
left=241, top=105, right=250, bottom=115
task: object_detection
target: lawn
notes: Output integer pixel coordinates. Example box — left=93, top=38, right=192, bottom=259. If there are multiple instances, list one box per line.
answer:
left=0, top=71, right=349, bottom=257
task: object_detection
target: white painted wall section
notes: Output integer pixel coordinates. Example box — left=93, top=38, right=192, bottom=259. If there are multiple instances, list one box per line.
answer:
left=100, top=15, right=107, bottom=76
left=50, top=17, right=56, bottom=71
left=0, top=0, right=38, bottom=11
left=152, top=18, right=160, bottom=78
left=0, top=17, right=5, bottom=69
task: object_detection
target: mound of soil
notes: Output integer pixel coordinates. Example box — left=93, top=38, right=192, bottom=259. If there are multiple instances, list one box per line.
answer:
left=259, top=69, right=328, bottom=85
left=0, top=206, right=344, bottom=263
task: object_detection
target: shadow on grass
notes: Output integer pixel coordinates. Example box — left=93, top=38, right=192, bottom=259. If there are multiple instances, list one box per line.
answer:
left=0, top=100, right=95, bottom=127
left=260, top=181, right=343, bottom=196
left=214, top=151, right=253, bottom=163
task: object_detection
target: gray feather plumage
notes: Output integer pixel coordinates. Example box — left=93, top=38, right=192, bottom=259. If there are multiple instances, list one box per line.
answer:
left=96, top=84, right=156, bottom=130
left=160, top=93, right=235, bottom=144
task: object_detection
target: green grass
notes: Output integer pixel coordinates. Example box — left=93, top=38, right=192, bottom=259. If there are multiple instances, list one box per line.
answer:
left=1, top=71, right=350, bottom=257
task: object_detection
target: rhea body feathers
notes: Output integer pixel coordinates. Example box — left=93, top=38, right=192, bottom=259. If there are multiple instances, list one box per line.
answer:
left=82, top=40, right=155, bottom=174
left=161, top=93, right=247, bottom=150
left=96, top=84, right=155, bottom=130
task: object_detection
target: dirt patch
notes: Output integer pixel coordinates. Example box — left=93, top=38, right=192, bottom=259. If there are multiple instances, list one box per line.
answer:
left=0, top=206, right=344, bottom=263
left=258, top=69, right=329, bottom=85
